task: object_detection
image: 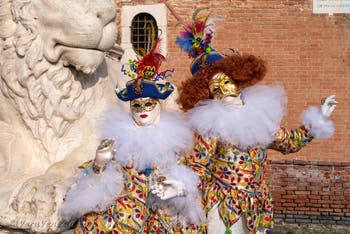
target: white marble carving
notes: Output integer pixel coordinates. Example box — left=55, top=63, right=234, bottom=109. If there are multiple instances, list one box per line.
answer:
left=0, top=0, right=122, bottom=232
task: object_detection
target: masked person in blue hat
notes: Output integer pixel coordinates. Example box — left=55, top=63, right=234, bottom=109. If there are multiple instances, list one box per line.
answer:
left=61, top=39, right=206, bottom=234
left=176, top=10, right=336, bottom=234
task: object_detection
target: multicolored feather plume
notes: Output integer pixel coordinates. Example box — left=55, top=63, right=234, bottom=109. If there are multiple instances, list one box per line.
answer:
left=176, top=8, right=221, bottom=58
left=136, top=38, right=166, bottom=80
left=121, top=38, right=174, bottom=94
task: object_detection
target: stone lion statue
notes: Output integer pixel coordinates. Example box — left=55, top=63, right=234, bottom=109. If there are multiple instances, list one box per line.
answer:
left=0, top=0, right=121, bottom=232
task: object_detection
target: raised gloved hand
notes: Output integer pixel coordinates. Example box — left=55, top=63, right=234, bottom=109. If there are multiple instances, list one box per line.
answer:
left=321, top=94, right=337, bottom=118
left=151, top=177, right=186, bottom=200
left=93, top=138, right=116, bottom=174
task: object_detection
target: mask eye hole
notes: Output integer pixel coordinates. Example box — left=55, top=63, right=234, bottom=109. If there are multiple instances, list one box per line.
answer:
left=212, top=87, right=219, bottom=92
left=145, top=102, right=153, bottom=107
left=224, top=80, right=230, bottom=84
left=133, top=103, right=141, bottom=108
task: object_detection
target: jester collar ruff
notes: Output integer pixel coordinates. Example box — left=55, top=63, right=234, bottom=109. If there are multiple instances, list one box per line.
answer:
left=99, top=107, right=193, bottom=170
left=188, top=85, right=287, bottom=149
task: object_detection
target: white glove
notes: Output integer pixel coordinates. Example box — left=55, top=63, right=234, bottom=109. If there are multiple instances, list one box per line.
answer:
left=93, top=138, right=116, bottom=174
left=321, top=94, right=337, bottom=118
left=257, top=228, right=272, bottom=234
left=151, top=179, right=186, bottom=200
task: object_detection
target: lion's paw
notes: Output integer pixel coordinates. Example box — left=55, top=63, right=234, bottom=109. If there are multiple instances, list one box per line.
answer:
left=11, top=175, right=59, bottom=217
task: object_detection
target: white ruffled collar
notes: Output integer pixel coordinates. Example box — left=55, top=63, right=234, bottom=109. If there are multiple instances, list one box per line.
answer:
left=188, top=85, right=287, bottom=148
left=99, top=107, right=193, bottom=170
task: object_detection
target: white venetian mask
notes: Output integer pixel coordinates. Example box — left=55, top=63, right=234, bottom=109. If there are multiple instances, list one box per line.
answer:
left=130, top=97, right=161, bottom=126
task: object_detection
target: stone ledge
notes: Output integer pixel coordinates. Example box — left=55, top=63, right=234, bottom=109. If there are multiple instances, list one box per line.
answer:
left=268, top=159, right=350, bottom=167
left=275, top=214, right=350, bottom=225
left=272, top=223, right=350, bottom=234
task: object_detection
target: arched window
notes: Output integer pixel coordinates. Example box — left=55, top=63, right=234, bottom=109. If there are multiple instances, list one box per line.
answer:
left=131, top=13, right=159, bottom=55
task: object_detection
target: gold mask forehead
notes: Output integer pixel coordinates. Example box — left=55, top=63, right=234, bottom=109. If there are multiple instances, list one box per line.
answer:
left=209, top=72, right=236, bottom=84
left=209, top=72, right=241, bottom=99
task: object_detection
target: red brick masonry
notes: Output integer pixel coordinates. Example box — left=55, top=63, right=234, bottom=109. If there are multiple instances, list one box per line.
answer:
left=267, top=160, right=350, bottom=225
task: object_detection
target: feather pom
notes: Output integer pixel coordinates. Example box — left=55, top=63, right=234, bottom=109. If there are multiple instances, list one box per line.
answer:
left=60, top=162, right=124, bottom=221
left=176, top=9, right=220, bottom=58
left=136, top=38, right=166, bottom=80
left=301, top=106, right=334, bottom=139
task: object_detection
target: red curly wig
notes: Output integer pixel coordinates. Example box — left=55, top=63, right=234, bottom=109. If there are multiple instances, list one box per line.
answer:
left=177, top=54, right=267, bottom=111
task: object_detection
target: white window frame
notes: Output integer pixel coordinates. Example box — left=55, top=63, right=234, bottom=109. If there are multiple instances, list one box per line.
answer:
left=120, top=4, right=168, bottom=61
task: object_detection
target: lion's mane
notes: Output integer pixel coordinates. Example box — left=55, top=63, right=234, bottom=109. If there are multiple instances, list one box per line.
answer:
left=0, top=0, right=96, bottom=156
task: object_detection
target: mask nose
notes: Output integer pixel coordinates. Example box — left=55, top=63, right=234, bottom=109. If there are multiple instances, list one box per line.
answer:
left=219, top=81, right=229, bottom=95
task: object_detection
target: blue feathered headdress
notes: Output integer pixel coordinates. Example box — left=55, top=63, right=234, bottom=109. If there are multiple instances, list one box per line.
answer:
left=176, top=8, right=224, bottom=74
left=176, top=9, right=221, bottom=58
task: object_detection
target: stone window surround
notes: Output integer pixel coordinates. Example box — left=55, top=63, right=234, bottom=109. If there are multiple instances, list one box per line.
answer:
left=120, top=3, right=168, bottom=60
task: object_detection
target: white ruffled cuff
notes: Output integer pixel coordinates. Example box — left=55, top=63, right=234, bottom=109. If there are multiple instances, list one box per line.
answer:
left=301, top=106, right=334, bottom=140
left=60, top=161, right=124, bottom=220
left=158, top=165, right=205, bottom=225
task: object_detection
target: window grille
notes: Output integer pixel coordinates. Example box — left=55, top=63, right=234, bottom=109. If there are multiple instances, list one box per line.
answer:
left=131, top=13, right=158, bottom=55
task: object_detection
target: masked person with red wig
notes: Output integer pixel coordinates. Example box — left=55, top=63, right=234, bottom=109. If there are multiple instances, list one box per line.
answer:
left=176, top=10, right=336, bottom=234
left=60, top=39, right=206, bottom=234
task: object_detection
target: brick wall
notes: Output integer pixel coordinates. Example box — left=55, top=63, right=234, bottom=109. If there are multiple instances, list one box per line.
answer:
left=267, top=160, right=350, bottom=225
left=116, top=0, right=349, bottom=162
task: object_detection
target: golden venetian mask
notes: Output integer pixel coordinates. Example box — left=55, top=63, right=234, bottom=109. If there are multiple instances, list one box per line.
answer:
left=208, top=73, right=241, bottom=100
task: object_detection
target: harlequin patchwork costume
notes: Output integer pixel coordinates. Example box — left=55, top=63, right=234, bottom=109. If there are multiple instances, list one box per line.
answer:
left=176, top=10, right=336, bottom=234
left=61, top=39, right=205, bottom=234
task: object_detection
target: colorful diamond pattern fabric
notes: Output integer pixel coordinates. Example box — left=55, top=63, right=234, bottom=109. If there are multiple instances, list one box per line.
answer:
left=186, top=126, right=313, bottom=232
left=74, top=166, right=206, bottom=234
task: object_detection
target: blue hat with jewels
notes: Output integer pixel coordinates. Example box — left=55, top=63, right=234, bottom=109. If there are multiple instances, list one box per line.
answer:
left=117, top=38, right=175, bottom=102
left=117, top=79, right=174, bottom=101
left=190, top=51, right=225, bottom=75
